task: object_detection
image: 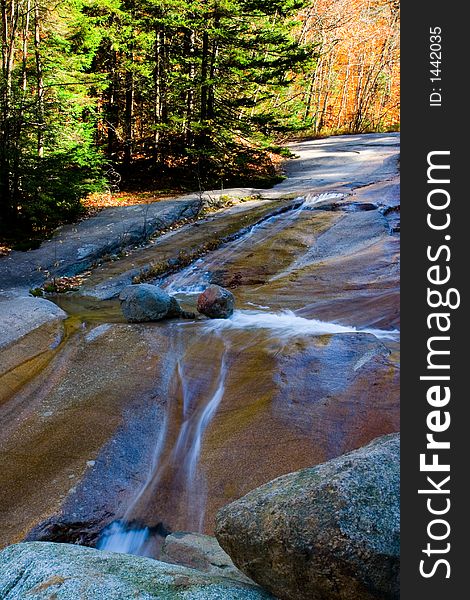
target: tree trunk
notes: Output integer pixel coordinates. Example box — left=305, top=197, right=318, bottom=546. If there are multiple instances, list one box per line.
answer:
left=0, top=0, right=19, bottom=224
left=34, top=0, right=44, bottom=158
left=107, top=50, right=118, bottom=156
left=207, top=13, right=219, bottom=120
left=124, top=55, right=134, bottom=165
left=200, top=30, right=209, bottom=123
left=183, top=28, right=195, bottom=145
left=10, top=0, right=31, bottom=204
left=153, top=26, right=161, bottom=148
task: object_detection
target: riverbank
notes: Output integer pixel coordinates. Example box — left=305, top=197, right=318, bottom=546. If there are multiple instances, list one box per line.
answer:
left=0, top=133, right=399, bottom=296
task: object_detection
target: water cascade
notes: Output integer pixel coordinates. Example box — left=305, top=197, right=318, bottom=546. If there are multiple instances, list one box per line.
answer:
left=96, top=189, right=398, bottom=557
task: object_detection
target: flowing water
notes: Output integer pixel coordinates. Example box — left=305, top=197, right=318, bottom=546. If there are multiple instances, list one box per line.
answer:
left=94, top=192, right=399, bottom=556
left=0, top=189, right=400, bottom=555
left=162, top=192, right=343, bottom=296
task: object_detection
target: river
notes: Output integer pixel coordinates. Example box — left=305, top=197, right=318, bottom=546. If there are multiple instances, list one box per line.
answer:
left=0, top=134, right=400, bottom=559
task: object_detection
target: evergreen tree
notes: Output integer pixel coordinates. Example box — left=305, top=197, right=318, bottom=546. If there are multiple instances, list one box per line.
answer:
left=87, top=0, right=310, bottom=183
left=0, top=0, right=106, bottom=232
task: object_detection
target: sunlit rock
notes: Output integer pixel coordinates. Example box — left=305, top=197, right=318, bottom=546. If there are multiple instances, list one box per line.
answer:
left=161, top=532, right=254, bottom=585
left=216, top=433, right=400, bottom=600
left=197, top=285, right=235, bottom=319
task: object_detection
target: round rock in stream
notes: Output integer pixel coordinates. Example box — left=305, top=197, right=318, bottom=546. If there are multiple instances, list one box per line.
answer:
left=119, top=284, right=181, bottom=322
left=197, top=285, right=235, bottom=319
left=215, top=433, right=400, bottom=600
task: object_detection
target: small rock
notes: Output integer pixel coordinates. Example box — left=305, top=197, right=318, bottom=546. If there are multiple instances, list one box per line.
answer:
left=216, top=433, right=400, bottom=600
left=161, top=532, right=255, bottom=585
left=181, top=310, right=196, bottom=319
left=119, top=284, right=181, bottom=323
left=197, top=285, right=235, bottom=319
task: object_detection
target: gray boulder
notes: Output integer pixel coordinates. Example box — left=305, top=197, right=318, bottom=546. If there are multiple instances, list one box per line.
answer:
left=197, top=285, right=235, bottom=319
left=119, top=284, right=181, bottom=322
left=216, top=433, right=400, bottom=600
left=161, top=532, right=255, bottom=585
left=0, top=542, right=275, bottom=599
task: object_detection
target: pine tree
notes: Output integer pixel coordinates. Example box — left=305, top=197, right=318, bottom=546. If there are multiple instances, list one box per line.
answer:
left=0, top=0, right=106, bottom=232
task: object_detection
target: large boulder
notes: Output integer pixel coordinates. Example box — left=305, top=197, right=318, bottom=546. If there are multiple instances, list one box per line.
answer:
left=119, top=284, right=181, bottom=322
left=216, top=433, right=400, bottom=600
left=197, top=285, right=235, bottom=319
left=160, top=532, right=254, bottom=585
left=0, top=542, right=274, bottom=599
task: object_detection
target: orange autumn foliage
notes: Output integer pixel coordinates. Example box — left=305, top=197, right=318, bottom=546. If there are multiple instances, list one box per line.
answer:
left=296, top=0, right=399, bottom=133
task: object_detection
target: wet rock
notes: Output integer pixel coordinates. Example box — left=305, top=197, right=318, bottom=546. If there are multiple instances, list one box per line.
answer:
left=216, top=433, right=400, bottom=600
left=0, top=296, right=66, bottom=350
left=197, top=285, right=235, bottom=319
left=339, top=202, right=378, bottom=212
left=181, top=310, right=197, bottom=319
left=0, top=296, right=67, bottom=379
left=161, top=532, right=255, bottom=585
left=0, top=542, right=274, bottom=599
left=168, top=295, right=183, bottom=318
left=0, top=198, right=201, bottom=291
left=211, top=271, right=266, bottom=289
left=119, top=284, right=181, bottom=322
left=25, top=519, right=105, bottom=548
left=381, top=206, right=400, bottom=234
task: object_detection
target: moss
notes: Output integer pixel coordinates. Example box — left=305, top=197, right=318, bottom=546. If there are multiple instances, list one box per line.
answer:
left=29, top=287, right=44, bottom=297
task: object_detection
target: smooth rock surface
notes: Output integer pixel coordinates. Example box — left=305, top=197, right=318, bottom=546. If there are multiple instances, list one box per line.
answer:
left=0, top=134, right=400, bottom=553
left=0, top=542, right=274, bottom=599
left=197, top=285, right=235, bottom=319
left=0, top=322, right=173, bottom=549
left=0, top=296, right=66, bottom=350
left=216, top=433, right=400, bottom=600
left=0, top=198, right=200, bottom=293
left=161, top=532, right=254, bottom=585
left=0, top=297, right=67, bottom=381
left=119, top=284, right=180, bottom=322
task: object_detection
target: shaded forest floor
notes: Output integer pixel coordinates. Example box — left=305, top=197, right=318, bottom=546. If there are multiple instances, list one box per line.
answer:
left=0, top=147, right=286, bottom=255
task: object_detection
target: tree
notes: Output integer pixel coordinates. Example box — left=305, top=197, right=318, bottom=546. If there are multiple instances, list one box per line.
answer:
left=2, top=0, right=399, bottom=236
left=0, top=0, right=106, bottom=232
left=293, top=0, right=399, bottom=134
left=86, top=0, right=309, bottom=183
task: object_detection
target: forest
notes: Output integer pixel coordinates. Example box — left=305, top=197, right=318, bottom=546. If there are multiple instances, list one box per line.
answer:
left=0, top=0, right=399, bottom=238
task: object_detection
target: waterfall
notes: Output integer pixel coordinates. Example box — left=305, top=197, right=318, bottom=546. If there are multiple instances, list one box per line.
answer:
left=97, top=333, right=229, bottom=556
left=96, top=189, right=397, bottom=558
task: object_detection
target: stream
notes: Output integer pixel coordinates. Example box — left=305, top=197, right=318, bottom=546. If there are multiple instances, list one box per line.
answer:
left=93, top=192, right=399, bottom=556
left=0, top=137, right=400, bottom=558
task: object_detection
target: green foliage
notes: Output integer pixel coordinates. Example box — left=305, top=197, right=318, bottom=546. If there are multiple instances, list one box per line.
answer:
left=20, top=137, right=106, bottom=230
left=0, top=0, right=107, bottom=232
left=1, top=0, right=312, bottom=234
